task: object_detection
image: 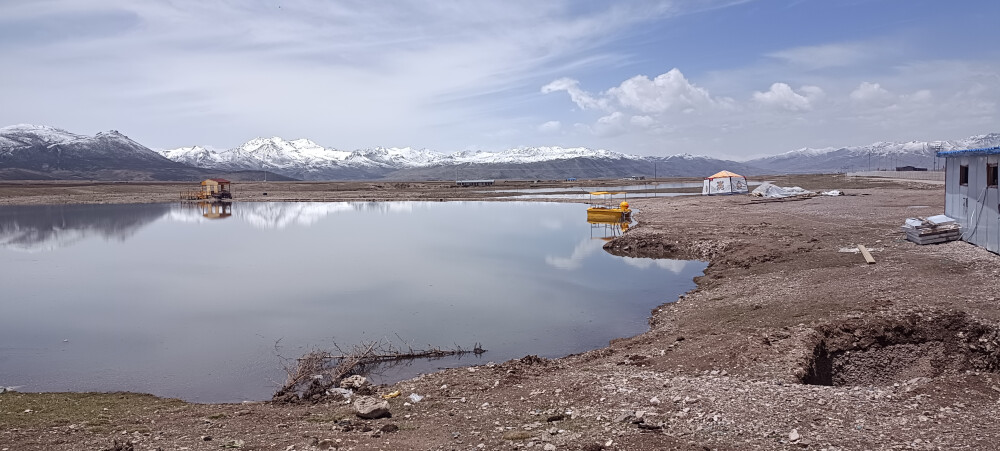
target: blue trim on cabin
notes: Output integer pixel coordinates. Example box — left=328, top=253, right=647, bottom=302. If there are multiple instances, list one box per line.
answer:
left=937, top=146, right=1000, bottom=157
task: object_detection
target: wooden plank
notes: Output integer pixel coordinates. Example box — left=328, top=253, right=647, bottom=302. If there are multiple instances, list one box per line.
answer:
left=857, top=244, right=876, bottom=264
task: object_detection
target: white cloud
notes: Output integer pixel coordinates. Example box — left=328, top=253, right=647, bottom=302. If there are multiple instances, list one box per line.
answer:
left=766, top=42, right=879, bottom=70
left=541, top=78, right=607, bottom=110
left=850, top=82, right=894, bottom=106
left=630, top=115, right=656, bottom=128
left=752, top=83, right=823, bottom=112
left=538, top=120, right=562, bottom=133
left=592, top=112, right=628, bottom=137
left=606, top=69, right=718, bottom=114
left=543, top=68, right=731, bottom=116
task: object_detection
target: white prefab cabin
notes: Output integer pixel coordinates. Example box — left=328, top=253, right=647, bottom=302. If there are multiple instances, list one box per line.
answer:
left=938, top=146, right=1000, bottom=254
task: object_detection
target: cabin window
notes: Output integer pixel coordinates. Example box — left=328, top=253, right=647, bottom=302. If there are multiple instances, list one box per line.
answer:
left=960, top=165, right=969, bottom=186
left=989, top=163, right=998, bottom=188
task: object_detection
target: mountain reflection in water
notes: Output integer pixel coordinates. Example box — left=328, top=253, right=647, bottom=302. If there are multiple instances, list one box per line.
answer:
left=0, top=201, right=706, bottom=402
left=0, top=202, right=428, bottom=252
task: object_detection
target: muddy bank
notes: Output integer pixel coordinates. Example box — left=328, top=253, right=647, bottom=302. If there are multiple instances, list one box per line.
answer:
left=3, top=175, right=1000, bottom=450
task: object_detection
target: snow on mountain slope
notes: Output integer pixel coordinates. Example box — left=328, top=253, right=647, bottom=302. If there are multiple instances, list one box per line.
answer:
left=158, top=139, right=637, bottom=175
left=747, top=133, right=1000, bottom=173
left=0, top=124, right=86, bottom=152
left=1, top=124, right=187, bottom=173
left=758, top=133, right=1000, bottom=162
left=156, top=131, right=1000, bottom=178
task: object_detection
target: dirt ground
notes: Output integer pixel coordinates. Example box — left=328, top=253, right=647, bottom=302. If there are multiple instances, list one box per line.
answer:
left=2, top=174, right=1000, bottom=451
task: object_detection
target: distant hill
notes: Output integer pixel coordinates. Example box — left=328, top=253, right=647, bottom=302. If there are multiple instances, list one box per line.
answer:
left=385, top=154, right=764, bottom=180
left=745, top=133, right=1000, bottom=173
left=0, top=125, right=294, bottom=181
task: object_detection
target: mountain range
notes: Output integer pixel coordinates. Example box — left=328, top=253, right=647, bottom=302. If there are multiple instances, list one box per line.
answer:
left=0, top=124, right=292, bottom=181
left=3, top=124, right=999, bottom=181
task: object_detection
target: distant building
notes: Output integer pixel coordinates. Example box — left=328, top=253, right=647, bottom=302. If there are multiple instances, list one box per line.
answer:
left=938, top=146, right=999, bottom=254
left=183, top=178, right=233, bottom=200
left=623, top=175, right=646, bottom=181
left=895, top=166, right=928, bottom=172
left=456, top=179, right=495, bottom=187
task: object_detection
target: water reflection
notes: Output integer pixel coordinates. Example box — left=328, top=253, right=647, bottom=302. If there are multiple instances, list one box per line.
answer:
left=169, top=201, right=415, bottom=229
left=0, top=204, right=171, bottom=252
left=0, top=202, right=706, bottom=402
left=0, top=202, right=424, bottom=253
left=197, top=201, right=232, bottom=220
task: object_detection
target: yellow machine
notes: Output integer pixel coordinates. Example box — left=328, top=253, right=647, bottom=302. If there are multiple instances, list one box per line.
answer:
left=586, top=191, right=631, bottom=222
left=586, top=191, right=632, bottom=240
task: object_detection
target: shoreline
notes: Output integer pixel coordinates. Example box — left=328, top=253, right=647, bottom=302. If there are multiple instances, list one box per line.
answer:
left=3, top=175, right=1000, bottom=450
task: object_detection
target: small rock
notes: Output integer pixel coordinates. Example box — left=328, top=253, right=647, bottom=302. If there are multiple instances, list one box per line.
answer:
left=543, top=444, right=557, bottom=451
left=789, top=429, right=800, bottom=442
left=201, top=436, right=212, bottom=441
left=380, top=424, right=400, bottom=433
left=546, top=414, right=566, bottom=422
left=613, top=412, right=634, bottom=423
left=649, top=396, right=661, bottom=406
left=316, top=439, right=335, bottom=450
left=353, top=396, right=391, bottom=419
left=326, top=387, right=353, bottom=400
left=638, top=421, right=664, bottom=430
left=340, top=375, right=369, bottom=390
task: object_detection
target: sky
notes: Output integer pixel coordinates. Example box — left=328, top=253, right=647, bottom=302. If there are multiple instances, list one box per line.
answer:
left=1, top=0, right=998, bottom=160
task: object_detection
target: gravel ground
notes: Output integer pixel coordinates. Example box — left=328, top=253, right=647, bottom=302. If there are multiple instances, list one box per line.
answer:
left=2, top=175, right=1000, bottom=450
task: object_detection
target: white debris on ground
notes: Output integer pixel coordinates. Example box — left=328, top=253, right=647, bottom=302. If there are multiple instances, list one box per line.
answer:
left=820, top=190, right=843, bottom=196
left=750, top=182, right=814, bottom=198
left=902, top=214, right=961, bottom=245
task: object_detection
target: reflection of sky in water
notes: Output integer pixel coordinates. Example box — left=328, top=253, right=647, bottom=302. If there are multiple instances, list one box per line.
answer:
left=0, top=202, right=705, bottom=403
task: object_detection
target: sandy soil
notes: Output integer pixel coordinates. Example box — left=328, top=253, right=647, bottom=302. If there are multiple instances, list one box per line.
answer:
left=2, top=175, right=999, bottom=451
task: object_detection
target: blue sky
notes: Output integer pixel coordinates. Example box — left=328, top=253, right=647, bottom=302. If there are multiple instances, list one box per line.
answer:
left=1, top=0, right=997, bottom=159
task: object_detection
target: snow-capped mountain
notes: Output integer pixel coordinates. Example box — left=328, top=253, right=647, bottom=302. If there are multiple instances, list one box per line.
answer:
left=0, top=124, right=171, bottom=167
left=0, top=124, right=195, bottom=180
left=157, top=138, right=731, bottom=180
left=0, top=125, right=297, bottom=181
left=746, top=133, right=1000, bottom=173
left=7, top=123, right=1000, bottom=181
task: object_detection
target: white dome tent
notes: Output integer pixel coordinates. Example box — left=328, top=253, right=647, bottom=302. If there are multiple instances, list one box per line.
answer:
left=702, top=170, right=749, bottom=195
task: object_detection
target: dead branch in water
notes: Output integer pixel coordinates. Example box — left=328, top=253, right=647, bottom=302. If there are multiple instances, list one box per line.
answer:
left=274, top=338, right=485, bottom=402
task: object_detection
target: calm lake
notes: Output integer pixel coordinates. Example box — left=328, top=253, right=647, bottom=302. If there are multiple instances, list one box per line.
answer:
left=0, top=201, right=705, bottom=402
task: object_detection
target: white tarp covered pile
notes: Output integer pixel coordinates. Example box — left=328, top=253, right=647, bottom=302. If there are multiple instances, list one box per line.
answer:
left=750, top=182, right=814, bottom=198
left=902, top=214, right=961, bottom=245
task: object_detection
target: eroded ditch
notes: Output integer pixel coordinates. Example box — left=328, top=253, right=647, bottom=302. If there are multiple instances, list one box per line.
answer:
left=802, top=311, right=1000, bottom=386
